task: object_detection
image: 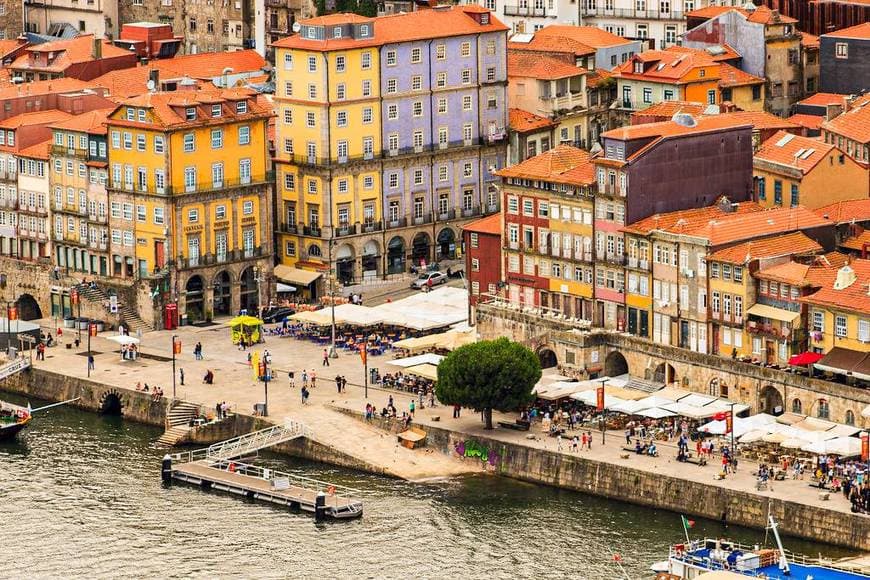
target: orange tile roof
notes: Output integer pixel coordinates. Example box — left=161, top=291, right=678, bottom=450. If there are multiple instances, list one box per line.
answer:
left=533, top=25, right=632, bottom=48
left=708, top=231, right=822, bottom=264
left=631, top=100, right=707, bottom=120
left=800, top=32, right=820, bottom=48
left=798, top=92, right=848, bottom=107
left=109, top=87, right=270, bottom=129
left=586, top=68, right=613, bottom=88
left=814, top=199, right=870, bottom=224
left=804, top=253, right=848, bottom=287
left=508, top=36, right=595, bottom=58
left=668, top=43, right=741, bottom=62
left=801, top=258, right=870, bottom=314
left=614, top=49, right=716, bottom=83
left=788, top=113, right=824, bottom=131
left=602, top=114, right=751, bottom=142
left=496, top=144, right=594, bottom=185
left=11, top=34, right=133, bottom=73
left=686, top=6, right=747, bottom=19
left=822, top=22, right=870, bottom=40
left=754, top=130, right=834, bottom=174
left=718, top=62, right=764, bottom=87
left=822, top=97, right=870, bottom=144
left=0, top=39, right=24, bottom=58
left=49, top=108, right=113, bottom=135
left=509, top=108, right=556, bottom=133
left=625, top=204, right=830, bottom=246
left=840, top=229, right=870, bottom=252
left=686, top=5, right=796, bottom=24
left=17, top=140, right=50, bottom=160
left=508, top=51, right=585, bottom=80
left=624, top=200, right=764, bottom=235
left=755, top=260, right=812, bottom=286
left=709, top=110, right=801, bottom=131
left=273, top=7, right=508, bottom=51
left=304, top=13, right=374, bottom=25
left=0, top=109, right=72, bottom=129
left=0, top=77, right=95, bottom=100
left=462, top=212, right=501, bottom=235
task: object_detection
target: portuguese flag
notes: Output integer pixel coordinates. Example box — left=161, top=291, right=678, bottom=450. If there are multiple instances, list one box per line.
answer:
left=681, top=515, right=696, bottom=533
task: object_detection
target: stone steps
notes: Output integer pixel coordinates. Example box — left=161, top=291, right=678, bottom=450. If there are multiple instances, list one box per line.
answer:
left=167, top=402, right=200, bottom=427
left=157, top=425, right=191, bottom=447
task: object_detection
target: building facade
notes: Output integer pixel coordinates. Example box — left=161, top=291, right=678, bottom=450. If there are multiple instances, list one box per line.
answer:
left=272, top=7, right=509, bottom=285
left=462, top=212, right=501, bottom=316
left=23, top=0, right=118, bottom=38
left=819, top=23, right=870, bottom=96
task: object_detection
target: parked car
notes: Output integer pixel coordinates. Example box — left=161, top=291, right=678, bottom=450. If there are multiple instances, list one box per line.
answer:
left=410, top=271, right=448, bottom=289
left=262, top=307, right=295, bottom=323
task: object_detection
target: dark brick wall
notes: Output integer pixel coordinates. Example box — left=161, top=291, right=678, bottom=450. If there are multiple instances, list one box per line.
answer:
left=820, top=36, right=870, bottom=95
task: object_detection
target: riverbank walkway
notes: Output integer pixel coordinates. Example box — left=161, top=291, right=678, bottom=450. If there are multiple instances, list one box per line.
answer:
left=26, top=316, right=868, bottom=518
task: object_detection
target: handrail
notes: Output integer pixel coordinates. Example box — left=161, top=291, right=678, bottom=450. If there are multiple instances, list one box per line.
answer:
left=205, top=459, right=363, bottom=497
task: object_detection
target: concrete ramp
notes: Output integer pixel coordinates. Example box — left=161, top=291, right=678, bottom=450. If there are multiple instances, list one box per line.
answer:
left=206, top=420, right=309, bottom=460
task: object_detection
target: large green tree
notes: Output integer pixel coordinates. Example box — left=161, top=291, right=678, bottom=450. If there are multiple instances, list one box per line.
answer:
left=436, top=338, right=541, bottom=430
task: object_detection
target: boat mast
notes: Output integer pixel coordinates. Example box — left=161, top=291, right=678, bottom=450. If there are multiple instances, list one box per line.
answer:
left=768, top=515, right=791, bottom=575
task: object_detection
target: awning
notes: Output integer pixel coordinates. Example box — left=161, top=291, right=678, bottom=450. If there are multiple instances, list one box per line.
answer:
left=746, top=303, right=801, bottom=323
left=404, top=363, right=439, bottom=381
left=814, top=347, right=870, bottom=378
left=788, top=351, right=823, bottom=366
left=389, top=353, right=445, bottom=368
left=276, top=283, right=297, bottom=293
left=274, top=265, right=323, bottom=286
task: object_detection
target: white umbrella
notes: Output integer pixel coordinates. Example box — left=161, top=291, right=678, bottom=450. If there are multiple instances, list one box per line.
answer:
left=638, top=407, right=676, bottom=419
left=106, top=334, right=140, bottom=346
left=739, top=429, right=769, bottom=444
left=802, top=436, right=863, bottom=457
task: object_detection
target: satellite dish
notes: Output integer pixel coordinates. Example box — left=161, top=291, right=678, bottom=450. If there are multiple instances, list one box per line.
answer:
left=146, top=79, right=156, bottom=91
left=292, top=22, right=302, bottom=33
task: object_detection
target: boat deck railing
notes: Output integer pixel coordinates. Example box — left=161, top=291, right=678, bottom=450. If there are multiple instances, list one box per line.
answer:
left=205, top=459, right=363, bottom=498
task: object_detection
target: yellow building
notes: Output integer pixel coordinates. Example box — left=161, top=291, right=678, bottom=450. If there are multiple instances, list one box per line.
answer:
left=105, top=88, right=273, bottom=321
left=624, top=231, right=651, bottom=338
left=803, top=259, right=870, bottom=357
left=754, top=130, right=869, bottom=210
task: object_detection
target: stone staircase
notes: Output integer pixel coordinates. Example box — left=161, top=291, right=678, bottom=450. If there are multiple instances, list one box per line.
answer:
left=157, top=402, right=201, bottom=447
left=73, top=282, right=154, bottom=334
left=626, top=376, right=664, bottom=393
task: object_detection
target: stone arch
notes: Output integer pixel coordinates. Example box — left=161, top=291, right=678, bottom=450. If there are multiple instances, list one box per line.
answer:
left=604, top=351, right=629, bottom=377
left=759, top=385, right=784, bottom=415
left=436, top=227, right=457, bottom=260
left=17, top=293, right=42, bottom=320
left=361, top=239, right=380, bottom=279
left=212, top=270, right=232, bottom=316
left=791, top=398, right=803, bottom=414
left=816, top=398, right=830, bottom=419
left=335, top=244, right=355, bottom=285
left=411, top=232, right=431, bottom=265
left=653, top=362, right=676, bottom=384
left=185, top=275, right=205, bottom=322
left=537, top=347, right=557, bottom=369
left=239, top=266, right=258, bottom=314
left=845, top=409, right=855, bottom=426
left=709, top=378, right=721, bottom=397
left=387, top=236, right=406, bottom=275
left=308, top=244, right=322, bottom=258
left=99, top=389, right=124, bottom=415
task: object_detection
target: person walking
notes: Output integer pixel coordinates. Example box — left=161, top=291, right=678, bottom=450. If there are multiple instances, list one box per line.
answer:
left=288, top=370, right=295, bottom=388
left=453, top=404, right=461, bottom=419
left=310, top=370, right=317, bottom=388
left=572, top=435, right=579, bottom=452
left=301, top=369, right=308, bottom=388
left=409, top=400, right=415, bottom=417
left=87, top=354, right=95, bottom=371
left=587, top=431, right=593, bottom=450
left=581, top=431, right=588, bottom=451
left=557, top=434, right=563, bottom=451
left=216, top=402, right=222, bottom=419
left=341, top=376, right=347, bottom=392
left=179, top=368, right=185, bottom=386
left=335, top=374, right=342, bottom=393
left=322, top=348, right=330, bottom=367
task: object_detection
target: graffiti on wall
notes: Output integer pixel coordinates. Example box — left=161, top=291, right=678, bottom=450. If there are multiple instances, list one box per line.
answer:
left=454, top=439, right=500, bottom=466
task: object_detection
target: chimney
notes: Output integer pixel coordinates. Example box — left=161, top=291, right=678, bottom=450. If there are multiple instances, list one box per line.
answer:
left=92, top=37, right=102, bottom=60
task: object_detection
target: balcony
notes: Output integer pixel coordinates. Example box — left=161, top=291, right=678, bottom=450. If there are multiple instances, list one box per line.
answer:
left=302, top=225, right=322, bottom=237
left=413, top=212, right=432, bottom=226
left=278, top=222, right=299, bottom=234
left=437, top=209, right=456, bottom=221
left=546, top=92, right=586, bottom=112
left=361, top=221, right=382, bottom=233
left=88, top=213, right=108, bottom=224
left=485, top=203, right=499, bottom=214
left=582, top=6, right=683, bottom=19
left=167, top=172, right=273, bottom=196
left=748, top=321, right=788, bottom=340
left=334, top=223, right=358, bottom=237
left=386, top=217, right=407, bottom=229
left=598, top=183, right=626, bottom=197
left=485, top=131, right=507, bottom=144
left=503, top=4, right=548, bottom=16
left=179, top=247, right=265, bottom=269
left=265, top=0, right=283, bottom=5
left=461, top=206, right=481, bottom=218
left=18, top=204, right=47, bottom=215
left=600, top=253, right=625, bottom=265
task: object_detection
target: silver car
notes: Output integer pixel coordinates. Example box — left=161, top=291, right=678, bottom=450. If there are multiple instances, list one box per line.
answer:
left=410, top=271, right=448, bottom=289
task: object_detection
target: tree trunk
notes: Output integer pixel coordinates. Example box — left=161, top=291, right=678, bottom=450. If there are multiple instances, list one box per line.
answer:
left=484, top=407, right=493, bottom=430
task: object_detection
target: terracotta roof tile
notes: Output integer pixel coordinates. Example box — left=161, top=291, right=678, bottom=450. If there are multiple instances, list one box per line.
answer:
left=17, top=140, right=51, bottom=160
left=49, top=108, right=113, bottom=135
left=798, top=92, right=849, bottom=107
left=668, top=43, right=741, bottom=62
left=686, top=5, right=796, bottom=24
left=788, top=113, right=824, bottom=131
left=800, top=32, right=820, bottom=48
left=686, top=6, right=747, bottom=19
left=533, top=25, right=632, bottom=48
left=508, top=51, right=585, bottom=79
left=462, top=212, right=501, bottom=235
left=822, top=22, right=870, bottom=40
left=624, top=201, right=764, bottom=235
left=717, top=62, right=764, bottom=87
left=11, top=34, right=133, bottom=73
left=822, top=97, right=870, bottom=144
left=496, top=144, right=594, bottom=185
left=0, top=77, right=95, bottom=101
left=586, top=68, right=613, bottom=88
left=273, top=7, right=508, bottom=51
left=630, top=100, right=707, bottom=121
left=708, top=231, right=822, bottom=264
left=614, top=48, right=716, bottom=82
left=710, top=110, right=801, bottom=131
left=801, top=258, right=870, bottom=314
left=509, top=108, right=556, bottom=133
left=814, top=199, right=870, bottom=224
left=0, top=109, right=72, bottom=129
left=755, top=261, right=812, bottom=286
left=840, top=229, right=870, bottom=252
left=754, top=130, right=834, bottom=174
left=110, top=87, right=270, bottom=129
left=602, top=114, right=751, bottom=142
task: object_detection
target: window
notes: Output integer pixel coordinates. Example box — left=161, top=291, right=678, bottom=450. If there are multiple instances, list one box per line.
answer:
left=308, top=84, right=317, bottom=99
left=411, top=47, right=421, bottom=63
left=835, top=315, right=847, bottom=338
left=412, top=101, right=423, bottom=117
left=335, top=55, right=345, bottom=72
left=306, top=112, right=316, bottom=128
left=461, top=70, right=471, bottom=84
left=463, top=95, right=472, bottom=111
left=460, top=42, right=471, bottom=57
left=437, top=98, right=447, bottom=114
left=386, top=50, right=397, bottom=66
left=211, top=129, right=223, bottom=149
left=486, top=40, right=496, bottom=55
left=436, top=44, right=446, bottom=60
left=733, top=266, right=743, bottom=283
left=308, top=55, right=317, bottom=72
left=859, top=319, right=870, bottom=342
left=707, top=90, right=716, bottom=105
left=435, top=72, right=447, bottom=88
left=283, top=53, right=293, bottom=70
left=642, top=88, right=652, bottom=104
left=153, top=207, right=164, bottom=225
left=238, top=125, right=250, bottom=145
left=835, top=42, right=848, bottom=59
left=774, top=180, right=782, bottom=205
left=790, top=184, right=799, bottom=207
left=123, top=132, right=132, bottom=150
left=337, top=110, right=348, bottom=126
left=183, top=133, right=195, bottom=152
left=243, top=200, right=254, bottom=215
left=154, top=135, right=165, bottom=154
left=817, top=399, right=830, bottom=420
left=136, top=134, right=146, bottom=152
left=336, top=84, right=346, bottom=100
left=362, top=80, right=371, bottom=97
left=361, top=51, right=371, bottom=69
left=386, top=79, right=397, bottom=94
left=411, top=76, right=422, bottom=91
left=284, top=82, right=293, bottom=97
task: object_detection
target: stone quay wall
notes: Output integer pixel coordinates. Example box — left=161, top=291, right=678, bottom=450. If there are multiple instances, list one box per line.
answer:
left=338, top=408, right=870, bottom=551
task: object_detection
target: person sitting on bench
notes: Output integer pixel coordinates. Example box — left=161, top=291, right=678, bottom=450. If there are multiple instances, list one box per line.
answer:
left=647, top=442, right=658, bottom=457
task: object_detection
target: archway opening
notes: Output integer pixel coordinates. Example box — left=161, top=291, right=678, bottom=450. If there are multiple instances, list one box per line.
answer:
left=100, top=392, right=123, bottom=415
left=760, top=385, right=784, bottom=415
left=791, top=398, right=802, bottom=414
left=213, top=271, right=232, bottom=316
left=411, top=232, right=431, bottom=266
left=653, top=363, right=676, bottom=385
left=387, top=237, right=405, bottom=275
left=185, top=275, right=205, bottom=322
left=604, top=351, right=628, bottom=377
left=17, top=294, right=42, bottom=320
left=538, top=348, right=557, bottom=369
left=335, top=244, right=355, bottom=286
left=239, top=267, right=258, bottom=314
left=436, top=227, right=456, bottom=260
left=361, top=240, right=380, bottom=281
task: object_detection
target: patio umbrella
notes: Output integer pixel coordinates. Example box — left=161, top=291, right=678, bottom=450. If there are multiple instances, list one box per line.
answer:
left=106, top=334, right=140, bottom=346
left=788, top=352, right=823, bottom=366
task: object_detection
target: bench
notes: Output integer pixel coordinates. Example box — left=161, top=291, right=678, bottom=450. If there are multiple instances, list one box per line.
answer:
left=498, top=420, right=530, bottom=431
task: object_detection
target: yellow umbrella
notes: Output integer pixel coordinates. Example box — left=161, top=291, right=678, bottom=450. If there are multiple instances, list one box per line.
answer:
left=404, top=363, right=439, bottom=381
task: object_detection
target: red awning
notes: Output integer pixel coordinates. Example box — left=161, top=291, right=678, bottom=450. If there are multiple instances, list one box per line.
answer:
left=789, top=352, right=823, bottom=366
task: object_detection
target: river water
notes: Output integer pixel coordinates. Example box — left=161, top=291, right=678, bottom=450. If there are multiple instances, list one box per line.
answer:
left=0, top=393, right=854, bottom=580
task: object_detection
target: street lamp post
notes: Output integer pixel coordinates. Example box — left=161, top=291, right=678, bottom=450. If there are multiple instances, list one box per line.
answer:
left=729, top=402, right=736, bottom=468
left=328, top=236, right=337, bottom=358
left=598, top=377, right=607, bottom=445
left=171, top=335, right=179, bottom=399
left=86, top=319, right=94, bottom=377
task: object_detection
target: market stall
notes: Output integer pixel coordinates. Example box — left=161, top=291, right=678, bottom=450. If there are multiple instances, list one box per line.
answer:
left=229, top=315, right=263, bottom=344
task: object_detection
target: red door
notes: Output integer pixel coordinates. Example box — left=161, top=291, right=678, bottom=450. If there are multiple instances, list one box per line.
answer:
left=155, top=241, right=165, bottom=269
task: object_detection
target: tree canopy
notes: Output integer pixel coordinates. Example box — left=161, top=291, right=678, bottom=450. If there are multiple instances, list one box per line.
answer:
left=436, top=338, right=541, bottom=429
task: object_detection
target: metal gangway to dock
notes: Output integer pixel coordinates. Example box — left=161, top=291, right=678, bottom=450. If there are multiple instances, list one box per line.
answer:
left=165, top=420, right=363, bottom=520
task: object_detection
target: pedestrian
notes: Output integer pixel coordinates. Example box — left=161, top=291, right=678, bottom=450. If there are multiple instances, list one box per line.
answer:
left=118, top=323, right=125, bottom=336
left=453, top=404, right=461, bottom=419
left=221, top=401, right=228, bottom=418
left=335, top=374, right=342, bottom=393
left=179, top=368, right=185, bottom=386
left=288, top=370, right=295, bottom=388
left=323, top=348, right=330, bottom=366
left=87, top=354, right=95, bottom=370
left=581, top=431, right=588, bottom=451
left=301, top=386, right=308, bottom=404
left=572, top=435, right=579, bottom=452
left=195, top=342, right=203, bottom=360
left=428, top=389, right=435, bottom=408
left=310, top=370, right=317, bottom=388
left=216, top=402, right=222, bottom=419
left=625, top=428, right=631, bottom=445
left=409, top=400, right=415, bottom=417
left=587, top=430, right=593, bottom=450
left=557, top=434, right=563, bottom=451
left=341, top=376, right=347, bottom=392
left=388, top=395, right=394, bottom=409
left=302, top=369, right=308, bottom=388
